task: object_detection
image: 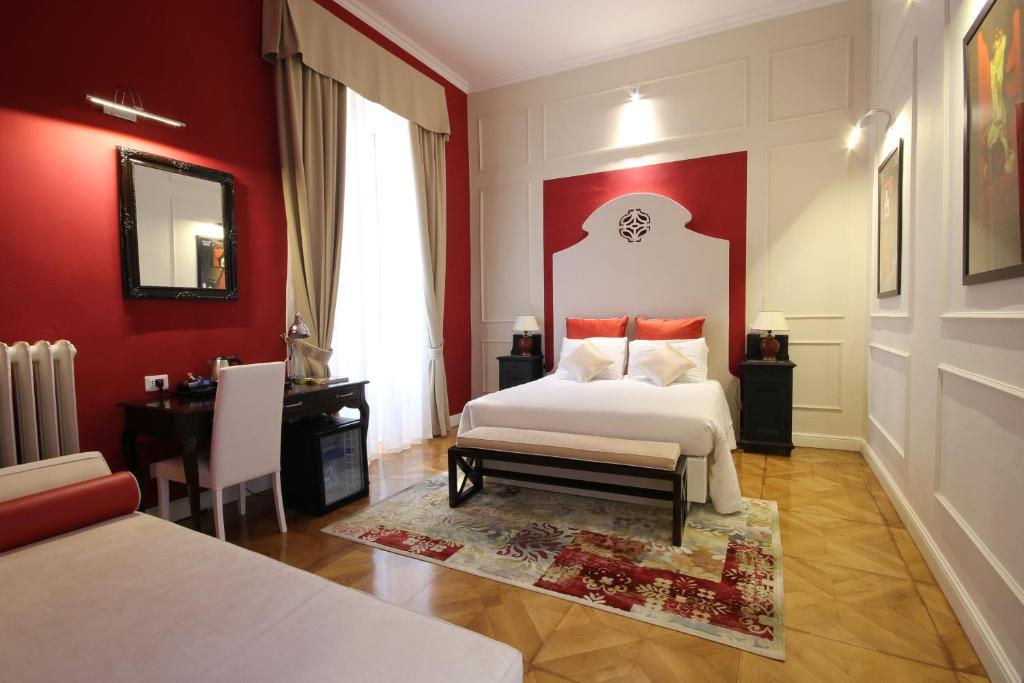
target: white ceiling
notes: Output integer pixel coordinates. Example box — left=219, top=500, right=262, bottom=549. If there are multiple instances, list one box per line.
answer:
left=335, top=0, right=844, bottom=92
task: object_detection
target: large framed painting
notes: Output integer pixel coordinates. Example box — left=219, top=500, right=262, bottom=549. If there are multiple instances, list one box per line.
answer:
left=878, top=141, right=903, bottom=298
left=964, top=0, right=1024, bottom=285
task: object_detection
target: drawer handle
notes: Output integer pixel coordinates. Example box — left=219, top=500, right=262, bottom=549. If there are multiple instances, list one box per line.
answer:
left=334, top=391, right=354, bottom=399
left=285, top=401, right=303, bottom=408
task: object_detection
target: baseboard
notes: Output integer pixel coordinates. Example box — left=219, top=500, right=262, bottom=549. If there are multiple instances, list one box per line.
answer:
left=449, top=413, right=461, bottom=429
left=145, top=475, right=273, bottom=523
left=791, top=431, right=863, bottom=451
left=859, top=440, right=1019, bottom=683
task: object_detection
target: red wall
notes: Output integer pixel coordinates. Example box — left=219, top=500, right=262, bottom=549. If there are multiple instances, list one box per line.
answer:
left=542, top=152, right=748, bottom=376
left=0, top=0, right=471, bottom=478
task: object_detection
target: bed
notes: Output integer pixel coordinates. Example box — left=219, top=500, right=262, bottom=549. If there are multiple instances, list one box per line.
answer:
left=459, top=374, right=743, bottom=514
left=0, top=453, right=523, bottom=683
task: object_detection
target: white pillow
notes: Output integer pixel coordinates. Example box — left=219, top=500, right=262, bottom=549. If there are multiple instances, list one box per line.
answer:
left=630, top=343, right=696, bottom=386
left=556, top=337, right=627, bottom=380
left=558, top=340, right=614, bottom=383
left=628, top=338, right=709, bottom=383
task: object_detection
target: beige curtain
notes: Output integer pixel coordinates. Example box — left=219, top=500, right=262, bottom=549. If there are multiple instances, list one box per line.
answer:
left=410, top=125, right=450, bottom=436
left=263, top=0, right=450, bottom=136
left=264, top=0, right=453, bottom=388
left=273, top=54, right=346, bottom=377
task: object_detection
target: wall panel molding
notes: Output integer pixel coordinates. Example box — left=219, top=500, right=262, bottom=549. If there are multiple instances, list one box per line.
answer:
left=541, top=59, right=748, bottom=160
left=861, top=440, right=1020, bottom=683
left=764, top=137, right=850, bottom=319
left=785, top=313, right=846, bottom=320
left=940, top=311, right=1024, bottom=321
left=867, top=342, right=911, bottom=458
left=478, top=108, right=530, bottom=170
left=790, top=339, right=843, bottom=411
left=934, top=363, right=1024, bottom=610
left=767, top=36, right=851, bottom=122
left=934, top=492, right=1024, bottom=607
left=479, top=184, right=531, bottom=323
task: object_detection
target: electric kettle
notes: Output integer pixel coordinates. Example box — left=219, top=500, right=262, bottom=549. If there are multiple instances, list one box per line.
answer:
left=208, top=355, right=242, bottom=382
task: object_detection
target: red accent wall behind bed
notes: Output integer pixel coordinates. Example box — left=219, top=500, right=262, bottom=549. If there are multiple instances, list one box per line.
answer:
left=0, top=0, right=472, bottom=487
left=542, top=152, right=747, bottom=376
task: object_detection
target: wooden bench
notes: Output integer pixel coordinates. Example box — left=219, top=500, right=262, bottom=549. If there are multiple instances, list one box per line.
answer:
left=449, top=427, right=688, bottom=546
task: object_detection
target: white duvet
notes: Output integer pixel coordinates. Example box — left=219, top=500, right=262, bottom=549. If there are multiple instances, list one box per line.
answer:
left=459, top=375, right=743, bottom=514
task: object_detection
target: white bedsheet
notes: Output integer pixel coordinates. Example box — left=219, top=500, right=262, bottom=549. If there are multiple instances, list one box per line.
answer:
left=0, top=513, right=522, bottom=683
left=459, top=375, right=743, bottom=514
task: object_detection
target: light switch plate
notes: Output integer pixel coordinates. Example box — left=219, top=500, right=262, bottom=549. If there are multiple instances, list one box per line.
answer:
left=144, top=374, right=169, bottom=392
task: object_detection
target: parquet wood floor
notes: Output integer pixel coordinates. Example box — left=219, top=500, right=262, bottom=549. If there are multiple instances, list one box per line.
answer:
left=206, top=436, right=988, bottom=682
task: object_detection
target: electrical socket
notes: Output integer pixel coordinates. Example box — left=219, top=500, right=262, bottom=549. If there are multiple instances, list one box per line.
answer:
left=144, top=374, right=169, bottom=393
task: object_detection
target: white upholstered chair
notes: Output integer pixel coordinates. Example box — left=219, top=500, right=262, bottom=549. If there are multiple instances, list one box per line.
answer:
left=153, top=361, right=287, bottom=540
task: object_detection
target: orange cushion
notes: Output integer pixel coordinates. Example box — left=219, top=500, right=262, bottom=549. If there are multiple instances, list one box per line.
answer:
left=0, top=471, right=140, bottom=552
left=635, top=317, right=705, bottom=340
left=566, top=316, right=629, bottom=338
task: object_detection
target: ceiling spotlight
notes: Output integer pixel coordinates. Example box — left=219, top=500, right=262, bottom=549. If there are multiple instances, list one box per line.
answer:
left=846, top=108, right=892, bottom=150
left=86, top=87, right=185, bottom=128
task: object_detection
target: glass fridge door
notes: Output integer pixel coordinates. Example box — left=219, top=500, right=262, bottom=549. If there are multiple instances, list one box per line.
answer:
left=320, top=426, right=364, bottom=506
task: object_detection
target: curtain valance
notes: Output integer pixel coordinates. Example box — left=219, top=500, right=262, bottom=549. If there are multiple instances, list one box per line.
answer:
left=263, top=0, right=451, bottom=136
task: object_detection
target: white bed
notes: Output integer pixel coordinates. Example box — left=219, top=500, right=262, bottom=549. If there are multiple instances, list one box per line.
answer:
left=0, top=454, right=523, bottom=683
left=459, top=374, right=743, bottom=514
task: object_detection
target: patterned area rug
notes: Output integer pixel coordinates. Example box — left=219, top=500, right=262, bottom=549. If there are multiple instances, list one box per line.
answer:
left=322, top=475, right=784, bottom=660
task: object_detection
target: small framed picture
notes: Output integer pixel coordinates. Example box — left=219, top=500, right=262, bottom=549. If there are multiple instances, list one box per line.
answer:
left=877, top=140, right=903, bottom=298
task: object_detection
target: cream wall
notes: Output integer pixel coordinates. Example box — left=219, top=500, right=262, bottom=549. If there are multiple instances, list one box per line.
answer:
left=468, top=1, right=871, bottom=448
left=865, top=2, right=1024, bottom=681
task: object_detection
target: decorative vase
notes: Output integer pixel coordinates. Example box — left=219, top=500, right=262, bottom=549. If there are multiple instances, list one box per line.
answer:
left=759, top=334, right=780, bottom=362
left=518, top=334, right=534, bottom=356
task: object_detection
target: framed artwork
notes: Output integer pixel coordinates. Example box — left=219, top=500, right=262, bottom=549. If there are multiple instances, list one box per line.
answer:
left=878, top=140, right=903, bottom=298
left=964, top=0, right=1024, bottom=285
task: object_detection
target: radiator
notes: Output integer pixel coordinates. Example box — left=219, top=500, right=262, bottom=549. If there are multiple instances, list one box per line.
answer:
left=0, top=340, right=80, bottom=467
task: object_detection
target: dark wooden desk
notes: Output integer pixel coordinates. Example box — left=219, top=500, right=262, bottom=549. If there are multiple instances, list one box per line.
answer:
left=118, top=379, right=369, bottom=531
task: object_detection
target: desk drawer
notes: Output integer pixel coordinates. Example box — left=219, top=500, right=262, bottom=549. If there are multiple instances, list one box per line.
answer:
left=284, top=393, right=325, bottom=418
left=323, top=387, right=361, bottom=411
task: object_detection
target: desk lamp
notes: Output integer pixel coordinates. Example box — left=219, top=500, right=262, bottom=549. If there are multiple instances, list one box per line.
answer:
left=285, top=314, right=310, bottom=382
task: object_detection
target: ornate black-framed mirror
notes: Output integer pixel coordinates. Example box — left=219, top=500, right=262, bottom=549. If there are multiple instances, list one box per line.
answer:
left=118, top=147, right=238, bottom=300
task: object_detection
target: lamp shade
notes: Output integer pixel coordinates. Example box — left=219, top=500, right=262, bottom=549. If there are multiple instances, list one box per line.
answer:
left=512, top=315, right=540, bottom=333
left=287, top=313, right=310, bottom=340
left=751, top=310, right=789, bottom=333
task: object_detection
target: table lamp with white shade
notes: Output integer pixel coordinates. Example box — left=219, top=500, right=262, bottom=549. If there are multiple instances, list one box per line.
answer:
left=512, top=315, right=540, bottom=356
left=750, top=310, right=789, bottom=362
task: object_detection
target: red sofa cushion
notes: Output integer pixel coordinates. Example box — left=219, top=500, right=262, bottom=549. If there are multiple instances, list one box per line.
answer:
left=0, top=472, right=140, bottom=552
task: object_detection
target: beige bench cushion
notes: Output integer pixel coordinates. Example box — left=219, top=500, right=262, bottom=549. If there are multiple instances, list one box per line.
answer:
left=457, top=427, right=682, bottom=471
left=0, top=452, right=110, bottom=503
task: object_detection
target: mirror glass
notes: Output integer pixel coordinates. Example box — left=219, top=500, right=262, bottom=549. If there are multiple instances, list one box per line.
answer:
left=134, top=164, right=226, bottom=289
left=119, top=148, right=237, bottom=300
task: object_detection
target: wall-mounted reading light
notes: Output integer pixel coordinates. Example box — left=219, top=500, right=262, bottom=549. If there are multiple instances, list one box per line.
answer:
left=629, top=85, right=641, bottom=103
left=846, top=108, right=892, bottom=149
left=86, top=87, right=185, bottom=128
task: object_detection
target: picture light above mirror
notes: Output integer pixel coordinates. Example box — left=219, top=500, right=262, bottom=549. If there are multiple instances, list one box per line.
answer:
left=117, top=147, right=238, bottom=300
left=87, top=87, right=185, bottom=128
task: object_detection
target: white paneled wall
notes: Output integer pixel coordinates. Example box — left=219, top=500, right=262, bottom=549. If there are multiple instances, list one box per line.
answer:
left=865, top=1, right=1024, bottom=681
left=469, top=1, right=871, bottom=445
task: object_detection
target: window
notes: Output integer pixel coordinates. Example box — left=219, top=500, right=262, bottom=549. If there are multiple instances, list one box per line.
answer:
left=330, top=90, right=429, bottom=456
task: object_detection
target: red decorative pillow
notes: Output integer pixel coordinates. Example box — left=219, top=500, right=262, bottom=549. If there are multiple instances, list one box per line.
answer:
left=636, top=317, right=705, bottom=340
left=0, top=471, right=140, bottom=552
left=566, top=316, right=629, bottom=338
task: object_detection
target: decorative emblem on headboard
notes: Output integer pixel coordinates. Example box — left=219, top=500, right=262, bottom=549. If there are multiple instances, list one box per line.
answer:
left=618, top=208, right=652, bottom=243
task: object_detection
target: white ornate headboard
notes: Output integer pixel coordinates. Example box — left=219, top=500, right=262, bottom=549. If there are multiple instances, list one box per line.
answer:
left=552, top=192, right=736, bottom=416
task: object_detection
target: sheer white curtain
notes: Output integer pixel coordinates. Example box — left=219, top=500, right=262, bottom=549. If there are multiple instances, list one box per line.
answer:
left=330, top=89, right=430, bottom=457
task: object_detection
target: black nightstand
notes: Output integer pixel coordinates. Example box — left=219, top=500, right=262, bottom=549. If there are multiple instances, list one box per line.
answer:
left=739, top=359, right=796, bottom=456
left=498, top=355, right=544, bottom=390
